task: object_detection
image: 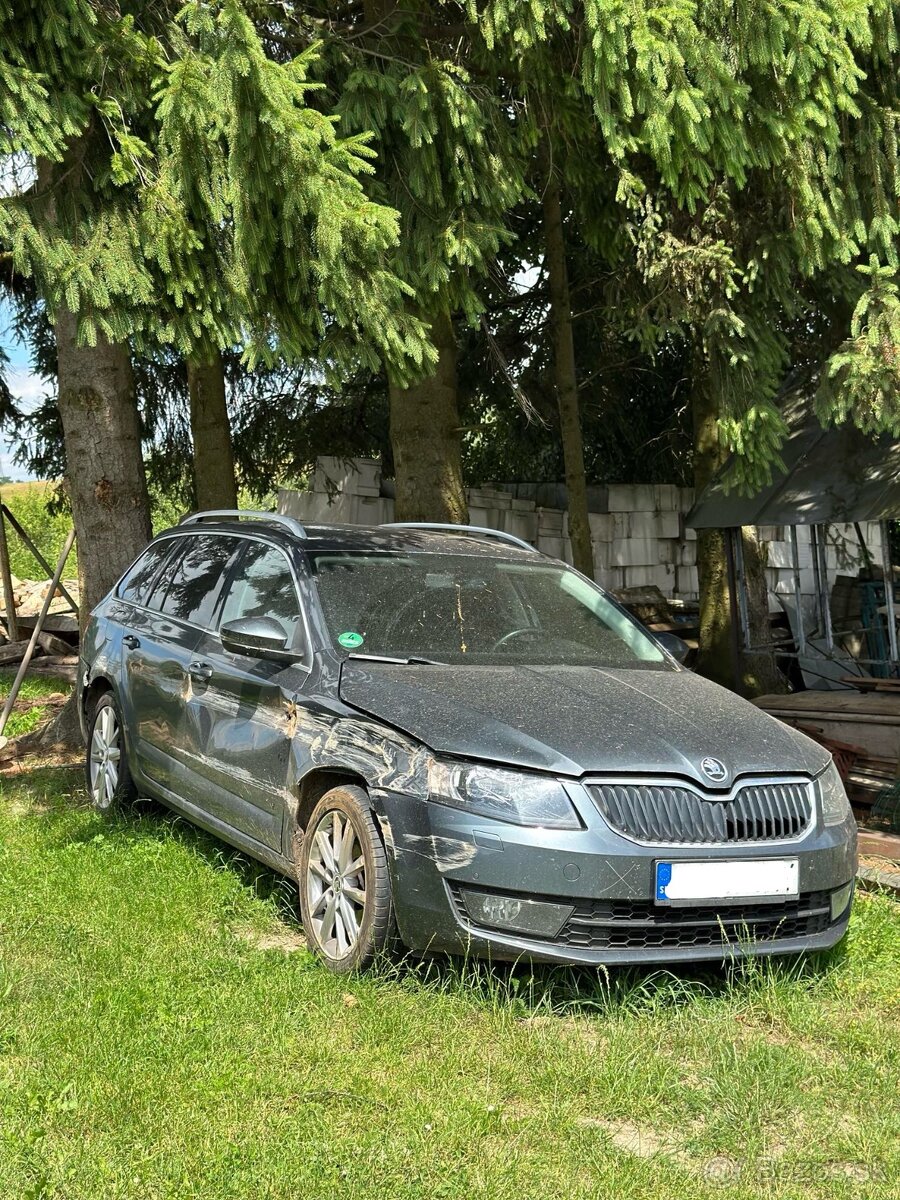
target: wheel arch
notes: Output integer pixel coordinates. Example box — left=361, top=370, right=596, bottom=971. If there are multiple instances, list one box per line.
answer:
left=292, top=767, right=373, bottom=838
left=82, top=674, right=117, bottom=723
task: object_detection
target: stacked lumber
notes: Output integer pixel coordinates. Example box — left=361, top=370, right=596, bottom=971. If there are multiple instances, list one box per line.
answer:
left=841, top=675, right=900, bottom=694
left=3, top=573, right=80, bottom=621
left=0, top=574, right=80, bottom=668
left=753, top=690, right=900, bottom=817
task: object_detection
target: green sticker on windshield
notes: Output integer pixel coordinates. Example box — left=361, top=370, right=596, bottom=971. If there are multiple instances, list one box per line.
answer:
left=338, top=631, right=365, bottom=649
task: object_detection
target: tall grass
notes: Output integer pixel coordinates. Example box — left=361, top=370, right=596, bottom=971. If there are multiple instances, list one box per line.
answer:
left=0, top=481, right=75, bottom=579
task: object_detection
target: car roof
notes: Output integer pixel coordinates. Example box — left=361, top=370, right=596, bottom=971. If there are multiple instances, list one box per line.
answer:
left=161, top=518, right=541, bottom=561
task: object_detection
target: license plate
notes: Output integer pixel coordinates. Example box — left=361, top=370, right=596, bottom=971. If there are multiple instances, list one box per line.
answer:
left=655, top=859, right=799, bottom=905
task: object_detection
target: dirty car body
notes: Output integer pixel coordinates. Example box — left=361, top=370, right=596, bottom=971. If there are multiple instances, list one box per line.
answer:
left=78, top=514, right=857, bottom=969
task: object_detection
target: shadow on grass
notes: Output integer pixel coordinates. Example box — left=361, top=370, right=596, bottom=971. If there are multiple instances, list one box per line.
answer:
left=16, top=769, right=850, bottom=1017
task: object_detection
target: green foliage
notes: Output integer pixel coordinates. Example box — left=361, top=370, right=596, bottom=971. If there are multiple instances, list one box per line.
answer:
left=0, top=0, right=431, bottom=378
left=2, top=0, right=898, bottom=494
left=469, top=0, right=900, bottom=491
left=0, top=482, right=75, bottom=579
left=325, top=4, right=527, bottom=327
left=819, top=258, right=900, bottom=434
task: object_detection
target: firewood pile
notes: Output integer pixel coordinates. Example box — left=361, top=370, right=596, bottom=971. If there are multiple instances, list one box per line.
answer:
left=0, top=574, right=80, bottom=669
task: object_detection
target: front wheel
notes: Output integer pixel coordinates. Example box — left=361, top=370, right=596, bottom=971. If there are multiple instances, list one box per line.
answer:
left=297, top=785, right=396, bottom=973
left=85, top=693, right=137, bottom=812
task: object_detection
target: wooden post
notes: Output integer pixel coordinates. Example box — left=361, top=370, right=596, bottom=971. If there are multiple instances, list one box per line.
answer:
left=0, top=528, right=76, bottom=742
left=0, top=504, right=19, bottom=641
left=0, top=504, right=79, bottom=616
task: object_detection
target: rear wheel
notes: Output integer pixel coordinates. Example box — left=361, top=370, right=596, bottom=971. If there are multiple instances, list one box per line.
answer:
left=297, top=785, right=395, bottom=973
left=85, top=693, right=137, bottom=812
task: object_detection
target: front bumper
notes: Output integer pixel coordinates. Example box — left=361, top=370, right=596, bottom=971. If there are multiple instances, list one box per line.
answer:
left=376, top=784, right=857, bottom=966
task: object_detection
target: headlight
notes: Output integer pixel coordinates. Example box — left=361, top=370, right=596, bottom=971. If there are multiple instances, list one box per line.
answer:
left=819, top=761, right=852, bottom=826
left=427, top=760, right=581, bottom=829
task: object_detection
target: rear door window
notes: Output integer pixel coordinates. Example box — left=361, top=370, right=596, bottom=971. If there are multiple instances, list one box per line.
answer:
left=116, top=540, right=177, bottom=607
left=154, top=536, right=241, bottom=627
left=219, top=541, right=303, bottom=646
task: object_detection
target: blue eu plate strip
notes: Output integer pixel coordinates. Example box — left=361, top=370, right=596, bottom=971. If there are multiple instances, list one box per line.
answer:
left=656, top=862, right=672, bottom=902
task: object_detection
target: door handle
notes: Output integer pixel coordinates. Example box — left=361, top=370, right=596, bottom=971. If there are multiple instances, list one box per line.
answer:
left=188, top=661, right=212, bottom=682
left=123, top=634, right=140, bottom=650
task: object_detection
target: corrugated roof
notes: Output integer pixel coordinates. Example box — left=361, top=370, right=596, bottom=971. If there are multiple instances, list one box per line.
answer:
left=686, top=377, right=900, bottom=528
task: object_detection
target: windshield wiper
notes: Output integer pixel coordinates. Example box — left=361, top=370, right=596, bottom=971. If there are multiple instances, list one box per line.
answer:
left=347, top=652, right=446, bottom=666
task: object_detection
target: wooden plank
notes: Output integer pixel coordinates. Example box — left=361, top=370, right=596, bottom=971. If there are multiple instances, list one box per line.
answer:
left=36, top=631, right=72, bottom=657
left=0, top=640, right=30, bottom=665
left=0, top=529, right=76, bottom=741
left=15, top=612, right=79, bottom=636
left=0, top=508, right=18, bottom=641
left=858, top=829, right=900, bottom=860
left=754, top=690, right=900, bottom=718
left=760, top=709, right=900, bottom=764
left=841, top=675, right=900, bottom=693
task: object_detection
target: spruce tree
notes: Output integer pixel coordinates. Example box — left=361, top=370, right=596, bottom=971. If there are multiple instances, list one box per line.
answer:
left=0, top=0, right=428, bottom=609
left=273, top=2, right=528, bottom=521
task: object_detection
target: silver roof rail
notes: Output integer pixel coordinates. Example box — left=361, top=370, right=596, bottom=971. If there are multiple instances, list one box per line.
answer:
left=180, top=509, right=308, bottom=538
left=380, top=521, right=539, bottom=555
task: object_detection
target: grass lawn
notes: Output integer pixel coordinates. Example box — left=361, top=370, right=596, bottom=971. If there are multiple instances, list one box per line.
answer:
left=0, top=672, right=71, bottom=739
left=0, top=767, right=897, bottom=1200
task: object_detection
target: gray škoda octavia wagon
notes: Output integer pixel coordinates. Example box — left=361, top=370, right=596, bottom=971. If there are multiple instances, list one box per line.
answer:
left=78, top=510, right=857, bottom=973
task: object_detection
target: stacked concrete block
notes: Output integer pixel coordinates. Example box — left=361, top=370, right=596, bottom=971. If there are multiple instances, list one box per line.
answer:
left=588, top=512, right=614, bottom=541
left=500, top=509, right=539, bottom=546
left=312, top=456, right=381, bottom=497
left=278, top=486, right=353, bottom=524
left=610, top=537, right=658, bottom=568
left=676, top=565, right=699, bottom=596
left=352, top=494, right=394, bottom=527
left=653, top=484, right=680, bottom=511
left=279, top=458, right=885, bottom=608
left=468, top=505, right=504, bottom=532
left=608, top=484, right=657, bottom=512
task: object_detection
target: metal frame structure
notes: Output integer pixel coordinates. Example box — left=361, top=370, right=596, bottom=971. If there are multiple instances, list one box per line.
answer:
left=726, top=521, right=899, bottom=676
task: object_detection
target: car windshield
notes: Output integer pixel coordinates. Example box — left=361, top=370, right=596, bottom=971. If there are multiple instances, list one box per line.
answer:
left=309, top=551, right=668, bottom=669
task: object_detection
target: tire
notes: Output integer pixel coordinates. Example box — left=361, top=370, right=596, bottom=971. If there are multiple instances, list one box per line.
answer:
left=297, top=785, right=396, bottom=974
left=85, top=692, right=137, bottom=812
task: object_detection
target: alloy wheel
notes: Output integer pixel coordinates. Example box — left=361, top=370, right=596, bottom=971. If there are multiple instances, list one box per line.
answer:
left=306, top=810, right=367, bottom=959
left=89, top=705, right=121, bottom=809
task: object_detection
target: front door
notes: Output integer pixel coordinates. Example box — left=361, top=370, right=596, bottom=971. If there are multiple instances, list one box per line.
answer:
left=180, top=539, right=310, bottom=854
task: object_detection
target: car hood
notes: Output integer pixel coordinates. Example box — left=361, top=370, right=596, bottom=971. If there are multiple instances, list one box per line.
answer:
left=339, top=662, right=829, bottom=784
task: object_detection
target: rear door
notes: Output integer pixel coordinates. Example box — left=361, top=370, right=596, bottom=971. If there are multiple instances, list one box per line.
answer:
left=121, top=534, right=240, bottom=796
left=183, top=538, right=310, bottom=853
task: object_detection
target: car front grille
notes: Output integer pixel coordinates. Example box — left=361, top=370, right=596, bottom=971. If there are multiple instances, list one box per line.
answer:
left=587, top=779, right=813, bottom=845
left=555, top=891, right=832, bottom=951
left=448, top=884, right=836, bottom=952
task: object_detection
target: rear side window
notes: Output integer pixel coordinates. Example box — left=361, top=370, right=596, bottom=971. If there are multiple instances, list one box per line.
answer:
left=154, top=536, right=240, bottom=627
left=219, top=542, right=303, bottom=644
left=116, top=541, right=176, bottom=606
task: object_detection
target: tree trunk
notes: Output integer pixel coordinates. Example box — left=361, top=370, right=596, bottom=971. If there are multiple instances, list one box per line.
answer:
left=692, top=366, right=785, bottom=696
left=188, top=349, right=238, bottom=510
left=542, top=170, right=594, bottom=577
left=55, top=307, right=152, bottom=622
left=388, top=309, right=468, bottom=523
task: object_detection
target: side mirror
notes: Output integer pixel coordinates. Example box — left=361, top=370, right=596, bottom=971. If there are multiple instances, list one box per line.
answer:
left=655, top=631, right=691, bottom=665
left=220, top=616, right=300, bottom=663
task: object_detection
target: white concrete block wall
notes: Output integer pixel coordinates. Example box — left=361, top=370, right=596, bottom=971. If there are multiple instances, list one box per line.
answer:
left=279, top=462, right=886, bottom=607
